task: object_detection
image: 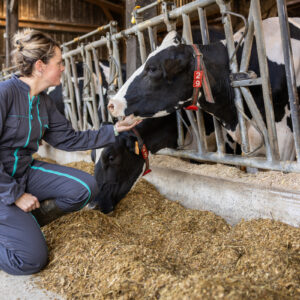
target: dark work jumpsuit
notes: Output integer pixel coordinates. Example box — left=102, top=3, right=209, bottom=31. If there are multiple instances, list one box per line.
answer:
left=0, top=75, right=116, bottom=275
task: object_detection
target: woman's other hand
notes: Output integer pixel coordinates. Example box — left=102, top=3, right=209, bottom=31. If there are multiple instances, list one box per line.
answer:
left=15, top=193, right=40, bottom=212
left=114, top=115, right=142, bottom=133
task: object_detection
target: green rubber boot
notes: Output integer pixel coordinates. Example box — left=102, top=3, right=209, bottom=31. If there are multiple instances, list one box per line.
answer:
left=31, top=199, right=67, bottom=227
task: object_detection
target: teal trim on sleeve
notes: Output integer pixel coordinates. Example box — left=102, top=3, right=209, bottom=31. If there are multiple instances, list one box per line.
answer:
left=11, top=148, right=19, bottom=176
left=30, top=165, right=91, bottom=209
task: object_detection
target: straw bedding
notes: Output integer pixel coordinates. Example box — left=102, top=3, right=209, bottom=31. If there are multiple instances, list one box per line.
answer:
left=33, top=159, right=300, bottom=300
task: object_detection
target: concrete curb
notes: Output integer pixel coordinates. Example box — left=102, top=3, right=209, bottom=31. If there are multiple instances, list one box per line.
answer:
left=144, top=166, right=300, bottom=227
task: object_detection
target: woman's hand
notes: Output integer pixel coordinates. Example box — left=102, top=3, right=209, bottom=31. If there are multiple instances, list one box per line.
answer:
left=15, top=193, right=40, bottom=212
left=114, top=115, right=142, bottom=133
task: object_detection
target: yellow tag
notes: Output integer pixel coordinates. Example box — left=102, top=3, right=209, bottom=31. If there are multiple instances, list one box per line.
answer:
left=131, top=15, right=136, bottom=24
left=135, top=141, right=139, bottom=155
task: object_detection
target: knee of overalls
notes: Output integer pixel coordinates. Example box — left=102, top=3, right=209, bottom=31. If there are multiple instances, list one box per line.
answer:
left=57, top=176, right=99, bottom=212
left=0, top=242, right=48, bottom=275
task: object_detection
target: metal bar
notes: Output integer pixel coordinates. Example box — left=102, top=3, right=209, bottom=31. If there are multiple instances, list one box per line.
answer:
left=276, top=0, right=300, bottom=161
left=70, top=56, right=83, bottom=130
left=86, top=49, right=100, bottom=129
left=157, top=148, right=300, bottom=173
left=240, top=13, right=254, bottom=72
left=251, top=0, right=280, bottom=160
left=92, top=47, right=107, bottom=123
left=112, top=37, right=123, bottom=88
left=63, top=0, right=215, bottom=58
left=231, top=78, right=262, bottom=87
left=148, top=27, right=157, bottom=52
left=136, top=0, right=163, bottom=14
left=62, top=21, right=117, bottom=47
left=176, top=110, right=185, bottom=148
left=64, top=56, right=78, bottom=130
left=198, top=6, right=225, bottom=154
left=240, top=86, right=272, bottom=158
left=217, top=0, right=250, bottom=157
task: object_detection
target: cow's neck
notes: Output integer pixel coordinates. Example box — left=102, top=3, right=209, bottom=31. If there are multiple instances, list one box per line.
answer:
left=193, top=43, right=238, bottom=131
left=134, top=113, right=179, bottom=154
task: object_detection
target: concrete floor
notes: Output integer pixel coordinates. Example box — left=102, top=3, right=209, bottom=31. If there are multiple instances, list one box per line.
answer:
left=0, top=270, right=64, bottom=300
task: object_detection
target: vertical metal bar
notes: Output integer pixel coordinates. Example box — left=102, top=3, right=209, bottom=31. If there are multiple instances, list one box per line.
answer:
left=198, top=6, right=225, bottom=154
left=217, top=1, right=250, bottom=156
left=64, top=56, right=78, bottom=130
left=182, top=13, right=193, bottom=44
left=70, top=56, right=83, bottom=130
left=240, top=14, right=254, bottom=72
left=251, top=0, right=280, bottom=160
left=176, top=110, right=185, bottom=147
left=112, top=37, right=123, bottom=88
left=86, top=49, right=99, bottom=129
left=182, top=13, right=205, bottom=154
left=148, top=27, right=157, bottom=52
left=92, top=47, right=107, bottom=123
left=276, top=0, right=300, bottom=161
left=137, top=30, right=147, bottom=64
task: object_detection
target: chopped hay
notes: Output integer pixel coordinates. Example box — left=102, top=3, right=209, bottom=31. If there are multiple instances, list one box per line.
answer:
left=33, top=160, right=300, bottom=300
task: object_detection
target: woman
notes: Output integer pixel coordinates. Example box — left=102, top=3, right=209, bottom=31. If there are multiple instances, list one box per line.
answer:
left=0, top=29, right=140, bottom=275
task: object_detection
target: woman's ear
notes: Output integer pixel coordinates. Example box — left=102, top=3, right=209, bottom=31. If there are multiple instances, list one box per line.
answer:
left=34, top=59, right=44, bottom=76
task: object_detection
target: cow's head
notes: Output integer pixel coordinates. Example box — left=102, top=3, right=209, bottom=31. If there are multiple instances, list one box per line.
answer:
left=92, top=132, right=145, bottom=213
left=108, top=31, right=196, bottom=118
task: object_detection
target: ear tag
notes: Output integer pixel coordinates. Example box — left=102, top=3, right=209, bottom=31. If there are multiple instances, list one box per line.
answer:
left=193, top=71, right=203, bottom=88
left=135, top=141, right=139, bottom=155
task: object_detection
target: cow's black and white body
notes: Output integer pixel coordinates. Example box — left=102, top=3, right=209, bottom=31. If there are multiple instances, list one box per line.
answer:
left=108, top=17, right=300, bottom=160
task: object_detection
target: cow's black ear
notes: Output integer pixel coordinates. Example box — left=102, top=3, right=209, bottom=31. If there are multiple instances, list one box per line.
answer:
left=126, top=135, right=139, bottom=154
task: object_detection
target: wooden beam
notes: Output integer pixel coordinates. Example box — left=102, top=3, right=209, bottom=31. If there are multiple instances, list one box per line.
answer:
left=84, top=0, right=123, bottom=14
left=0, top=17, right=100, bottom=33
left=100, top=4, right=114, bottom=21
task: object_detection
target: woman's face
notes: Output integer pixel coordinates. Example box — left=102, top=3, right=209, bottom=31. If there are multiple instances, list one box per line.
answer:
left=42, top=46, right=65, bottom=87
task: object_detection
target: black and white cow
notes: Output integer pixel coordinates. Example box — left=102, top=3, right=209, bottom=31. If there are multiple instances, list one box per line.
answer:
left=90, top=108, right=242, bottom=213
left=108, top=17, right=300, bottom=160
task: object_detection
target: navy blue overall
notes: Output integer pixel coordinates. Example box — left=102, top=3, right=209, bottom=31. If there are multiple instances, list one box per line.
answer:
left=0, top=76, right=116, bottom=275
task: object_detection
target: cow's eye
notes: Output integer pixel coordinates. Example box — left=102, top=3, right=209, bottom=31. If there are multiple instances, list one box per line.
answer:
left=108, top=155, right=115, bottom=162
left=148, top=66, right=157, bottom=73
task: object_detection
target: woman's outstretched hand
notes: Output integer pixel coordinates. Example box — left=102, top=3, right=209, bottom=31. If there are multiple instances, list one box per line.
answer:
left=114, top=115, right=142, bottom=133
left=15, top=193, right=40, bottom=212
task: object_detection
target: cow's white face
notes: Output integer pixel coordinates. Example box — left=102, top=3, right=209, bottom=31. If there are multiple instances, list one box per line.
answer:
left=107, top=31, right=193, bottom=118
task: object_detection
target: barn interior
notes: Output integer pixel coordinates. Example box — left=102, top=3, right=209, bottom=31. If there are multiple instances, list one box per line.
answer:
left=0, top=0, right=300, bottom=299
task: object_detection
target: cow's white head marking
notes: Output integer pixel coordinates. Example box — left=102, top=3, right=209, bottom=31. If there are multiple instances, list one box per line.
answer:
left=108, top=30, right=181, bottom=117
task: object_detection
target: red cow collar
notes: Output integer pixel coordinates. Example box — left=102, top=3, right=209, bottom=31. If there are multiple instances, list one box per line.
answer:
left=185, top=44, right=215, bottom=111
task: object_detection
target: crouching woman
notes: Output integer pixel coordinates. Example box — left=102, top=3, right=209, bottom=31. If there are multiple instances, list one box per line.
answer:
left=0, top=29, right=140, bottom=275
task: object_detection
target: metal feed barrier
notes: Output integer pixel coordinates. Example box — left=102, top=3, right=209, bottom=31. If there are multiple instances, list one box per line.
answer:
left=121, top=0, right=300, bottom=173
left=0, top=0, right=299, bottom=174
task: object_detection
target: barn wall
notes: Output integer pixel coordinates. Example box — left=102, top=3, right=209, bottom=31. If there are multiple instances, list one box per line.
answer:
left=0, top=0, right=110, bottom=68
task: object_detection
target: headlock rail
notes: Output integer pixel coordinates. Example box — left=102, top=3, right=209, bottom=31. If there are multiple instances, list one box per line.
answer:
left=0, top=0, right=299, bottom=174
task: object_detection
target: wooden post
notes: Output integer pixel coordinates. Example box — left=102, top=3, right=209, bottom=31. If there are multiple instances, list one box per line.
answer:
left=5, top=0, right=18, bottom=68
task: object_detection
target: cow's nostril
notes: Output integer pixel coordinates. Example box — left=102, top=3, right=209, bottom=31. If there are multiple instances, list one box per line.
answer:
left=108, top=103, right=114, bottom=112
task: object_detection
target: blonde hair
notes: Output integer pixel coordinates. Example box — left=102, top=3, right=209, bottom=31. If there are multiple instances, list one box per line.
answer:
left=12, top=29, right=60, bottom=76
